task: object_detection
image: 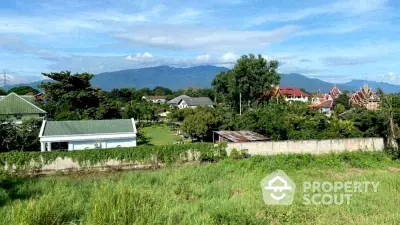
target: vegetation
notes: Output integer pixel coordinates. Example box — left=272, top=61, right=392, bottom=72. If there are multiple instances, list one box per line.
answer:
left=0, top=118, right=42, bottom=152
left=7, top=86, right=39, bottom=95
left=140, top=125, right=181, bottom=145
left=0, top=143, right=226, bottom=171
left=0, top=151, right=399, bottom=224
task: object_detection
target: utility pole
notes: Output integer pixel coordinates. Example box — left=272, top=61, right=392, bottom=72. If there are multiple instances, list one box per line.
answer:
left=239, top=92, right=242, bottom=115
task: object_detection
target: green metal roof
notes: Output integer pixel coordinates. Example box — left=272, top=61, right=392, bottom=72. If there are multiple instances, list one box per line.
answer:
left=0, top=93, right=46, bottom=115
left=42, top=119, right=135, bottom=136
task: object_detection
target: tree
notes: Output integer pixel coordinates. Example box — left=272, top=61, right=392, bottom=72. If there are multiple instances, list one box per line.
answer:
left=334, top=103, right=346, bottom=115
left=0, top=117, right=17, bottom=152
left=39, top=71, right=106, bottom=120
left=0, top=89, right=6, bottom=95
left=16, top=119, right=42, bottom=151
left=378, top=89, right=399, bottom=154
left=7, top=86, right=39, bottom=95
left=181, top=107, right=218, bottom=141
left=212, top=54, right=280, bottom=111
left=334, top=93, right=351, bottom=109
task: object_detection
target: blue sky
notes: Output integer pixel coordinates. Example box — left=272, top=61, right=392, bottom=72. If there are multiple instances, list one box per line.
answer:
left=1, top=0, right=400, bottom=85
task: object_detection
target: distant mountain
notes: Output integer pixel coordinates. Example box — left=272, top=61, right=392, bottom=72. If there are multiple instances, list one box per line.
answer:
left=342, top=79, right=400, bottom=93
left=92, top=65, right=229, bottom=90
left=4, top=66, right=400, bottom=93
left=280, top=73, right=356, bottom=93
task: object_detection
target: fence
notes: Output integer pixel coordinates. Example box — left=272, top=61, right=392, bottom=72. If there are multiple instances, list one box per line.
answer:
left=226, top=138, right=384, bottom=155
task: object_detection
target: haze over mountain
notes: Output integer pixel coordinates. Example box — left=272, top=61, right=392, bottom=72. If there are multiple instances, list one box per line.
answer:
left=4, top=66, right=400, bottom=93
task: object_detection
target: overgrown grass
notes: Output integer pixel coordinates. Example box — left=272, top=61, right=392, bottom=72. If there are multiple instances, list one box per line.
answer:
left=0, top=151, right=399, bottom=225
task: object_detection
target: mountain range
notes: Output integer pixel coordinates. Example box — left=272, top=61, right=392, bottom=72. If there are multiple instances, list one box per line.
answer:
left=5, top=65, right=400, bottom=93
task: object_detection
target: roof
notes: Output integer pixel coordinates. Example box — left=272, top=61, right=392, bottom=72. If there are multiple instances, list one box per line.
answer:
left=329, top=86, right=341, bottom=99
left=279, top=87, right=309, bottom=97
left=214, top=130, right=268, bottom=142
left=144, top=95, right=167, bottom=100
left=167, top=95, right=190, bottom=105
left=309, top=100, right=333, bottom=109
left=179, top=97, right=214, bottom=106
left=0, top=93, right=46, bottom=115
left=41, top=119, right=136, bottom=136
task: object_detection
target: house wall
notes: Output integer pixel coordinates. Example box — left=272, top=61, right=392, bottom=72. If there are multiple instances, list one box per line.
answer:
left=226, top=138, right=384, bottom=155
left=68, top=138, right=136, bottom=151
left=284, top=97, right=309, bottom=103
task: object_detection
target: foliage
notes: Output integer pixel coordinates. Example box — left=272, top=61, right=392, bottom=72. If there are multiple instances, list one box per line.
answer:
left=334, top=93, right=351, bottom=109
left=0, top=151, right=398, bottom=225
left=0, top=89, right=6, bottom=95
left=39, top=71, right=121, bottom=120
left=212, top=54, right=280, bottom=110
left=0, top=143, right=227, bottom=171
left=181, top=107, right=218, bottom=141
left=229, top=149, right=249, bottom=160
left=7, top=86, right=39, bottom=95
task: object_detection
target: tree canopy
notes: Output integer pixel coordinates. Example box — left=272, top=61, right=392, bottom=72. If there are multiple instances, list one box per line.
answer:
left=212, top=54, right=280, bottom=111
left=7, top=86, right=39, bottom=95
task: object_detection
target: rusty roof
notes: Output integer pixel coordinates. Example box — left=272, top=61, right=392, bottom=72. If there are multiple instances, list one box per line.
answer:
left=214, top=130, right=268, bottom=142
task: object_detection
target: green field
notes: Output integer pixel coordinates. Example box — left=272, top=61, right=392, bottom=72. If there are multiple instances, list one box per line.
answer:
left=139, top=125, right=181, bottom=145
left=1, top=152, right=400, bottom=225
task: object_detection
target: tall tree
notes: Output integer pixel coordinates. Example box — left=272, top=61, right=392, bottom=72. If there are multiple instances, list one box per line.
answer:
left=378, top=89, right=399, bottom=154
left=212, top=54, right=280, bottom=111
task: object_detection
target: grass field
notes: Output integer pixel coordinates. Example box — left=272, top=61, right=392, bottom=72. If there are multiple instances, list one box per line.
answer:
left=140, top=125, right=180, bottom=145
left=1, top=152, right=400, bottom=225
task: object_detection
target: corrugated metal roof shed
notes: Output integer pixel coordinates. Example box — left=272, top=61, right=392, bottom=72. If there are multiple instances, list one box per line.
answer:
left=214, top=130, right=268, bottom=142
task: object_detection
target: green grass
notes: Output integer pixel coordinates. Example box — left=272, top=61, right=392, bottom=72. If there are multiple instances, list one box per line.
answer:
left=140, top=125, right=181, bottom=145
left=1, top=151, right=400, bottom=225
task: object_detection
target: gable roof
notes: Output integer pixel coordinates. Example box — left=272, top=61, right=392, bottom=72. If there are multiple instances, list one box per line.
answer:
left=0, top=93, right=46, bottom=115
left=179, top=97, right=214, bottom=106
left=279, top=87, right=309, bottom=97
left=309, top=100, right=333, bottom=109
left=41, top=119, right=136, bottom=137
left=167, top=95, right=190, bottom=105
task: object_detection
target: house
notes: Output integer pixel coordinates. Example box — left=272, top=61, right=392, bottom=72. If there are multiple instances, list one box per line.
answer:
left=177, top=97, right=214, bottom=109
left=279, top=87, right=309, bottom=102
left=350, top=84, right=380, bottom=110
left=38, top=118, right=137, bottom=151
left=0, top=92, right=46, bottom=124
left=142, top=95, right=167, bottom=104
left=167, top=95, right=190, bottom=106
left=213, top=131, right=268, bottom=143
left=309, top=100, right=334, bottom=116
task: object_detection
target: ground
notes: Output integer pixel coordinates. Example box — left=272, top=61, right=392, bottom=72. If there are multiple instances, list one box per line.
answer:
left=1, top=152, right=399, bottom=225
left=139, top=124, right=181, bottom=145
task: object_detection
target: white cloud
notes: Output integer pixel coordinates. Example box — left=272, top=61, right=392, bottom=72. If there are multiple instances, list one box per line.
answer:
left=251, top=0, right=388, bottom=25
left=220, top=52, right=239, bottom=63
left=125, top=52, right=153, bottom=61
left=114, top=25, right=299, bottom=52
left=379, top=72, right=399, bottom=83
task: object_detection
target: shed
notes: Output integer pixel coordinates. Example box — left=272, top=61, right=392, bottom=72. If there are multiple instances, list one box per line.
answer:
left=213, top=131, right=268, bottom=143
left=39, top=118, right=137, bottom=151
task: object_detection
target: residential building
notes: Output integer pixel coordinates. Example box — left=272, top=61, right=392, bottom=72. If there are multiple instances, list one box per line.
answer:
left=279, top=87, right=309, bottom=102
left=350, top=84, right=380, bottom=110
left=38, top=118, right=137, bottom=151
left=0, top=92, right=46, bottom=124
left=177, top=97, right=214, bottom=109
left=309, top=100, right=334, bottom=116
left=142, top=95, right=167, bottom=104
left=167, top=95, right=190, bottom=106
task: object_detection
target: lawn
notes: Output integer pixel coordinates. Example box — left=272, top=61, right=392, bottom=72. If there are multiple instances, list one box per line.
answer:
left=139, top=125, right=181, bottom=145
left=1, top=152, right=400, bottom=225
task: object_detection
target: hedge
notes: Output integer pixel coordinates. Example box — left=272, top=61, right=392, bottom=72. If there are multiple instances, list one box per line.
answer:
left=0, top=143, right=227, bottom=172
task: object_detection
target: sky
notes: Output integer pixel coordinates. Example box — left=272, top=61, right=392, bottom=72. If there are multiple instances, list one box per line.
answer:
left=1, top=0, right=400, bottom=85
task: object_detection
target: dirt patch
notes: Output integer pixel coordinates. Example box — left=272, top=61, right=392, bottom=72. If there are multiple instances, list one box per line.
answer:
left=387, top=166, right=400, bottom=172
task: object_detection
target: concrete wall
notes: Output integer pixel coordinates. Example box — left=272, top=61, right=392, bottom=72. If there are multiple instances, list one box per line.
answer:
left=68, top=138, right=136, bottom=151
left=226, top=138, right=384, bottom=155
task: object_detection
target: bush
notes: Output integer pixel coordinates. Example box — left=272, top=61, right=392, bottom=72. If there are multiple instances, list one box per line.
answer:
left=229, top=149, right=249, bottom=160
left=0, top=143, right=227, bottom=172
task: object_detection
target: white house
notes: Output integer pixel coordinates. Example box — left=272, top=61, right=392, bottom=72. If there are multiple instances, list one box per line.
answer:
left=142, top=96, right=167, bottom=104
left=279, top=88, right=309, bottom=103
left=38, top=118, right=137, bottom=151
left=177, top=97, right=215, bottom=109
left=167, top=95, right=190, bottom=106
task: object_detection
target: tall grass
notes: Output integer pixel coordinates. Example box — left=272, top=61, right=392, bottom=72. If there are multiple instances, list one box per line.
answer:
left=0, top=151, right=399, bottom=225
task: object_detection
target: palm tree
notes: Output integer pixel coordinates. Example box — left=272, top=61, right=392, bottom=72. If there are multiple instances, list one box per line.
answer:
left=378, top=88, right=398, bottom=154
